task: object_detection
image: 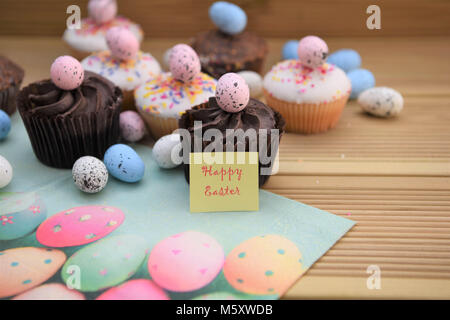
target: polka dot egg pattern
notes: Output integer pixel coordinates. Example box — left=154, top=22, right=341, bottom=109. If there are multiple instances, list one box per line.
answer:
left=148, top=231, right=225, bottom=292
left=297, top=36, right=328, bottom=69
left=36, top=205, right=125, bottom=247
left=72, top=156, right=108, bottom=193
left=12, top=283, right=86, bottom=300
left=96, top=279, right=169, bottom=300
left=0, top=247, right=66, bottom=298
left=50, top=56, right=84, bottom=90
left=215, top=73, right=250, bottom=113
left=169, top=44, right=201, bottom=83
left=120, top=111, right=146, bottom=142
left=223, top=235, right=305, bottom=295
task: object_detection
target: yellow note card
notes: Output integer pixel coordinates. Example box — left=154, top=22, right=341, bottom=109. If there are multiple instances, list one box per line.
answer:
left=189, top=152, right=259, bottom=212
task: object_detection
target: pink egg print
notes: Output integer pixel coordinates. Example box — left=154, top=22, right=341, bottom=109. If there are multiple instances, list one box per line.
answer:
left=96, top=279, right=169, bottom=300
left=297, top=35, right=328, bottom=69
left=169, top=44, right=201, bottom=83
left=215, top=73, right=250, bottom=113
left=50, top=56, right=84, bottom=90
left=120, top=111, right=146, bottom=142
left=36, top=205, right=125, bottom=247
left=88, top=0, right=117, bottom=24
left=147, top=231, right=225, bottom=292
left=106, top=26, right=139, bottom=61
left=12, top=283, right=86, bottom=300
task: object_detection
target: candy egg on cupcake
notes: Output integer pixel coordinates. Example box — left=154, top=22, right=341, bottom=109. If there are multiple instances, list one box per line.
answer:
left=263, top=35, right=351, bottom=134
left=81, top=26, right=161, bottom=110
left=63, top=0, right=144, bottom=60
left=191, top=1, right=268, bottom=79
left=179, top=72, right=285, bottom=187
left=16, top=55, right=122, bottom=168
left=134, top=44, right=217, bottom=139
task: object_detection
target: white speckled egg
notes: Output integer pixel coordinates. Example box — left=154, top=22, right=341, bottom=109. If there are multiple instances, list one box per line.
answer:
left=358, top=87, right=404, bottom=118
left=152, top=134, right=182, bottom=169
left=72, top=156, right=108, bottom=193
left=237, top=71, right=263, bottom=98
left=162, top=48, right=172, bottom=71
left=120, top=111, right=146, bottom=142
left=0, top=155, right=13, bottom=188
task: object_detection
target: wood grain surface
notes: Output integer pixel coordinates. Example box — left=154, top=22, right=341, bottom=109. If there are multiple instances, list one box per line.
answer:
left=0, top=35, right=449, bottom=299
left=0, top=0, right=450, bottom=38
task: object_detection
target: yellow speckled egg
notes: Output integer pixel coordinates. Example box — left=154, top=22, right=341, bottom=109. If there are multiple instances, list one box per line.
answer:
left=0, top=247, right=66, bottom=298
left=223, top=235, right=305, bottom=295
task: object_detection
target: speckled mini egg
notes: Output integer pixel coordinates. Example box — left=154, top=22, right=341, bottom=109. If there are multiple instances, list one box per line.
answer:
left=347, top=68, right=375, bottom=99
left=50, top=56, right=84, bottom=90
left=61, top=234, right=148, bottom=292
left=169, top=44, right=201, bottom=83
left=36, top=205, right=124, bottom=247
left=120, top=111, right=146, bottom=142
left=237, top=71, right=263, bottom=98
left=0, top=155, right=13, bottom=188
left=223, top=235, right=305, bottom=295
left=12, top=283, right=86, bottom=300
left=0, top=192, right=47, bottom=241
left=148, top=231, right=225, bottom=292
left=282, top=40, right=299, bottom=60
left=215, top=73, right=250, bottom=113
left=103, top=144, right=145, bottom=183
left=106, top=26, right=139, bottom=61
left=0, top=247, right=66, bottom=298
left=358, top=87, right=404, bottom=118
left=0, top=110, right=11, bottom=140
left=327, top=49, right=361, bottom=73
left=152, top=134, right=182, bottom=169
left=192, top=291, right=247, bottom=300
left=88, top=0, right=117, bottom=24
left=297, top=36, right=328, bottom=69
left=96, top=279, right=169, bottom=300
left=209, top=1, right=247, bottom=35
left=72, top=156, right=108, bottom=193
left=162, top=48, right=172, bottom=71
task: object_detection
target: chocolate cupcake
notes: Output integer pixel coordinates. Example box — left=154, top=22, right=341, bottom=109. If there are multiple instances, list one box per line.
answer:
left=190, top=2, right=268, bottom=79
left=17, top=56, right=122, bottom=169
left=0, top=56, right=25, bottom=115
left=179, top=73, right=285, bottom=187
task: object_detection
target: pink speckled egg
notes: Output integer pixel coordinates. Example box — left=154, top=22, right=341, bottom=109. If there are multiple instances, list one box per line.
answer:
left=88, top=0, right=117, bottom=24
left=96, top=279, right=169, bottom=300
left=169, top=44, right=201, bottom=83
left=0, top=247, right=66, bottom=298
left=50, top=56, right=84, bottom=90
left=147, top=231, right=225, bottom=292
left=106, top=27, right=139, bottom=61
left=36, top=205, right=125, bottom=247
left=297, top=36, right=328, bottom=69
left=215, top=73, right=249, bottom=113
left=12, top=283, right=85, bottom=300
left=120, top=111, right=146, bottom=142
left=223, top=235, right=305, bottom=295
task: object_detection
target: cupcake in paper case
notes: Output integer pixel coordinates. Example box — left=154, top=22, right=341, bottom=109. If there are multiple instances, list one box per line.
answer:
left=17, top=56, right=122, bottom=169
left=263, top=36, right=351, bottom=134
left=0, top=56, right=24, bottom=115
left=82, top=27, right=161, bottom=110
left=135, top=44, right=216, bottom=139
left=63, top=0, right=143, bottom=60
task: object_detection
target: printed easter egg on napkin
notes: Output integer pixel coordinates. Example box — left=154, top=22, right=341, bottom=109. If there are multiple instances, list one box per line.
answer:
left=61, top=234, right=148, bottom=292
left=12, top=283, right=85, bottom=300
left=0, top=192, right=47, bottom=240
left=36, top=205, right=124, bottom=247
left=0, top=247, right=66, bottom=298
left=96, top=279, right=169, bottom=300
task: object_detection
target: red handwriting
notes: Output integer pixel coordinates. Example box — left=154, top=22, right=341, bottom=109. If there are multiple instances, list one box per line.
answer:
left=204, top=185, right=241, bottom=197
left=201, top=166, right=243, bottom=182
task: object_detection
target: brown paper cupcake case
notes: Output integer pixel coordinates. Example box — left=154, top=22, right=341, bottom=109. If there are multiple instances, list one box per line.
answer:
left=137, top=111, right=179, bottom=140
left=264, top=89, right=349, bottom=134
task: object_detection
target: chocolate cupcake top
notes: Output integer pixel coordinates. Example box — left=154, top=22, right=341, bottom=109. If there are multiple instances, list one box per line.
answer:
left=18, top=71, right=122, bottom=118
left=0, top=56, right=25, bottom=90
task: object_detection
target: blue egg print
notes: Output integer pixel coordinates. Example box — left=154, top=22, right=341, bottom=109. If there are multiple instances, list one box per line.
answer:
left=0, top=110, right=11, bottom=141
left=209, top=1, right=247, bottom=35
left=327, top=49, right=361, bottom=73
left=282, top=40, right=299, bottom=60
left=103, top=144, right=145, bottom=183
left=347, top=69, right=375, bottom=99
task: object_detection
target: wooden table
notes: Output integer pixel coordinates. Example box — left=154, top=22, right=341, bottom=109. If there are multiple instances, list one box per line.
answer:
left=1, top=36, right=449, bottom=299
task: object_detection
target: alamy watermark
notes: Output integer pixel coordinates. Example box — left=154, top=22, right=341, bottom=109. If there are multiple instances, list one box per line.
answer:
left=66, top=5, right=81, bottom=30
left=366, top=5, right=381, bottom=30
left=366, top=265, right=382, bottom=290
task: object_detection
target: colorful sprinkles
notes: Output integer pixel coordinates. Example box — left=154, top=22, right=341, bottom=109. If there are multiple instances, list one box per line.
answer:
left=75, top=16, right=143, bottom=37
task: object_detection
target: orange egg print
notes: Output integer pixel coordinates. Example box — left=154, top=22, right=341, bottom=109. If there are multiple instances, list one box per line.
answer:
left=223, top=235, right=306, bottom=295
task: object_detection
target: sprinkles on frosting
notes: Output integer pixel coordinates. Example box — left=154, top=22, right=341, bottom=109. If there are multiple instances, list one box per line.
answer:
left=75, top=16, right=143, bottom=37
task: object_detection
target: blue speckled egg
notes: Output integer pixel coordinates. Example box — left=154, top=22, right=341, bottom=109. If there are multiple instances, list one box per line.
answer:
left=282, top=40, right=299, bottom=60
left=327, top=49, right=361, bottom=73
left=103, top=144, right=145, bottom=183
left=0, top=110, right=11, bottom=140
left=347, top=68, right=375, bottom=99
left=209, top=1, right=247, bottom=35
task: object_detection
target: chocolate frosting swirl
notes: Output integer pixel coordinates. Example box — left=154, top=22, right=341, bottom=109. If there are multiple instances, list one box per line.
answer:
left=19, top=71, right=121, bottom=117
left=0, top=56, right=24, bottom=90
